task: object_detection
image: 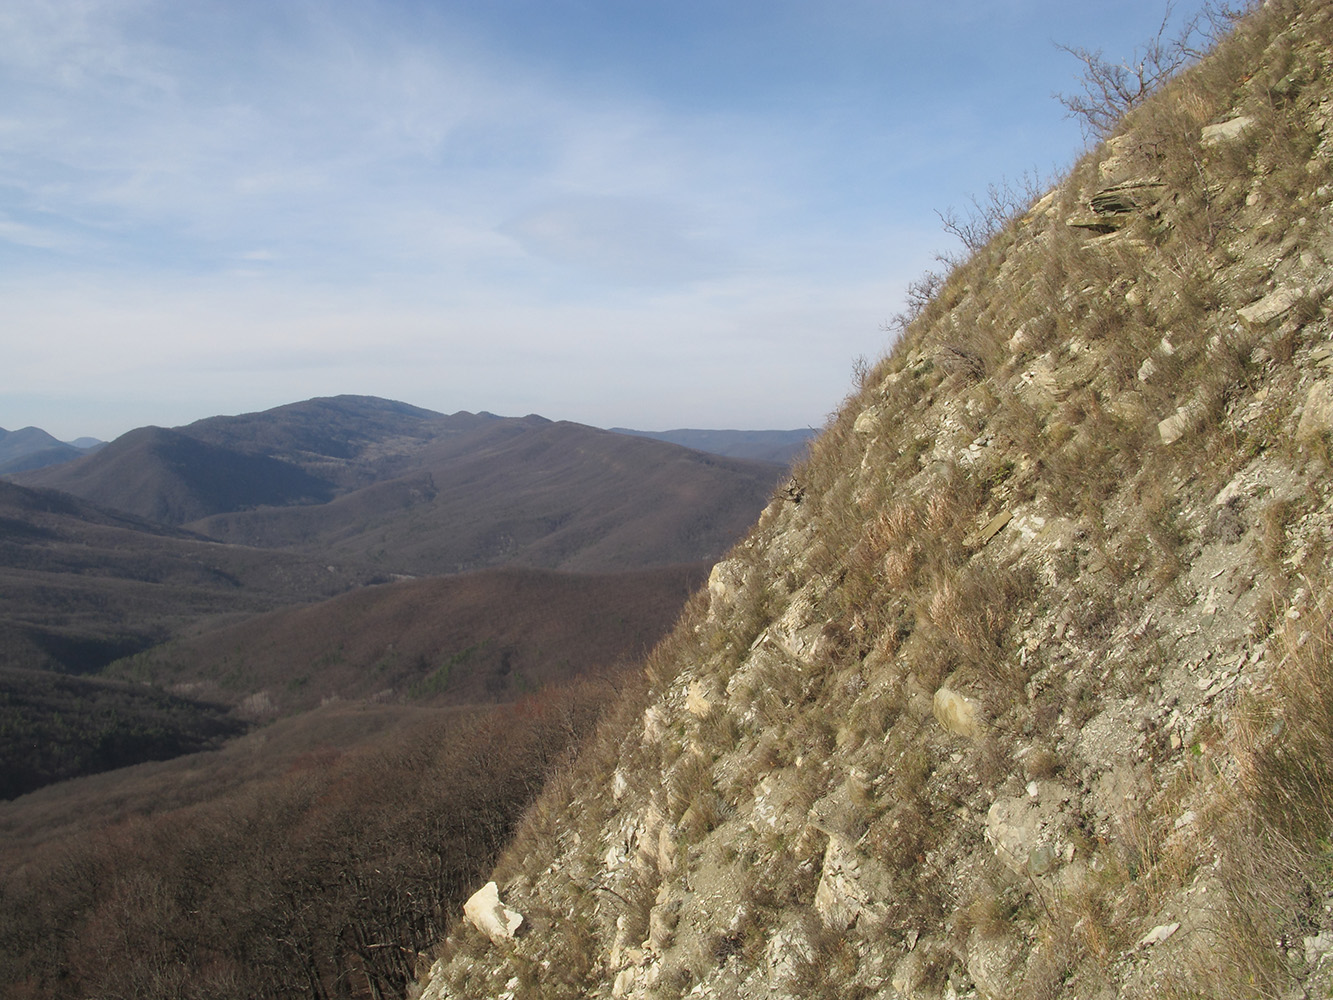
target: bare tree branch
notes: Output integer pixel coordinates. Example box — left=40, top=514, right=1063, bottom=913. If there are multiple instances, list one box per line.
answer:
left=1054, top=1, right=1219, bottom=140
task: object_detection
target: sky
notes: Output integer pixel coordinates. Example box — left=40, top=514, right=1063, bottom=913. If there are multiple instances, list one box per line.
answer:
left=1, top=0, right=1218, bottom=441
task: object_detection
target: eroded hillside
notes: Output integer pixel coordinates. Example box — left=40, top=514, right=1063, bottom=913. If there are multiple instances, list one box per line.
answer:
left=415, top=2, right=1333, bottom=997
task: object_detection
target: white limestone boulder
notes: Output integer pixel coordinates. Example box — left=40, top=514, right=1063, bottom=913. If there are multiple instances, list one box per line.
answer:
left=462, top=881, right=523, bottom=945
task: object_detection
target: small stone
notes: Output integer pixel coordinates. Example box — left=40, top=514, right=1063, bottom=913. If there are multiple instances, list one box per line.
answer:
left=1305, top=930, right=1333, bottom=966
left=1028, top=844, right=1055, bottom=875
left=934, top=687, right=984, bottom=739
left=1158, top=400, right=1206, bottom=445
left=1239, top=287, right=1305, bottom=329
left=976, top=509, right=1012, bottom=546
left=1139, top=922, right=1181, bottom=947
left=854, top=407, right=882, bottom=434
left=1296, top=381, right=1333, bottom=445
left=1201, top=116, right=1256, bottom=146
left=686, top=680, right=712, bottom=718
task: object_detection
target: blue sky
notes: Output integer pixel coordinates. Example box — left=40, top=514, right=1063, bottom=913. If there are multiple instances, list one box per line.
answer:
left=1, top=0, right=1215, bottom=440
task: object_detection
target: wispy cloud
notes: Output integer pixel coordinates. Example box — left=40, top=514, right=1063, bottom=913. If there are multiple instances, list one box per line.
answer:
left=0, top=0, right=1213, bottom=439
left=501, top=195, right=734, bottom=285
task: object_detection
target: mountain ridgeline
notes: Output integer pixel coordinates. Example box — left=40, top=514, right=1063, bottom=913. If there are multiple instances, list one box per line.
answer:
left=413, top=3, right=1333, bottom=998
left=1, top=398, right=785, bottom=684
left=0, top=426, right=100, bottom=475
left=14, top=398, right=786, bottom=574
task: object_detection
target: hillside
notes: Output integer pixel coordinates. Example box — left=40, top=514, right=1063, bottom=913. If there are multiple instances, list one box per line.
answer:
left=31, top=424, right=338, bottom=522
left=0, top=689, right=619, bottom=1000
left=0, top=426, right=94, bottom=475
left=0, top=667, right=245, bottom=799
left=414, top=3, right=1333, bottom=998
left=15, top=400, right=784, bottom=575
left=189, top=418, right=783, bottom=574
left=0, top=479, right=379, bottom=675
left=111, top=563, right=707, bottom=716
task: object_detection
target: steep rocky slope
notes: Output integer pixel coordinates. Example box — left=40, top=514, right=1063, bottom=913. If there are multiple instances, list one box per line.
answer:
left=415, top=3, right=1333, bottom=998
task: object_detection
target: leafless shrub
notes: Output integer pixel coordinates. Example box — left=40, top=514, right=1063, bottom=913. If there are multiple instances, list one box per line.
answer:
left=1055, top=2, right=1214, bottom=140
left=936, top=172, right=1049, bottom=264
left=888, top=269, right=947, bottom=334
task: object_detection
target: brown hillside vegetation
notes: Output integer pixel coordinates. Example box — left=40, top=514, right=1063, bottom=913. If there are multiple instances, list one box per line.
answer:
left=188, top=418, right=783, bottom=575
left=0, top=480, right=379, bottom=675
left=0, top=667, right=244, bottom=799
left=111, top=563, right=708, bottom=716
left=0, top=681, right=623, bottom=1000
left=0, top=701, right=478, bottom=854
left=415, top=3, right=1333, bottom=998
left=14, top=399, right=783, bottom=577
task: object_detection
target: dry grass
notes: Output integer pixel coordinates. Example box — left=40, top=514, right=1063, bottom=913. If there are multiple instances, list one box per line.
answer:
left=1151, top=584, right=1333, bottom=998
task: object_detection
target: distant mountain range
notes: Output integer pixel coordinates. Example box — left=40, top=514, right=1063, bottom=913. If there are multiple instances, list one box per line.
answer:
left=0, top=396, right=786, bottom=681
left=12, top=396, right=786, bottom=575
left=1, top=406, right=810, bottom=477
left=0, top=426, right=102, bottom=475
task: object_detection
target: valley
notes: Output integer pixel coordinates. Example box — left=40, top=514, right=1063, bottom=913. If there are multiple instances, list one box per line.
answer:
left=0, top=396, right=790, bottom=998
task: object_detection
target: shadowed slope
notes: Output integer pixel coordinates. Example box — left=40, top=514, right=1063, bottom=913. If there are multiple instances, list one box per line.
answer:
left=0, top=480, right=378, bottom=674
left=191, top=420, right=784, bottom=574
left=0, top=668, right=245, bottom=800
left=113, top=563, right=708, bottom=715
left=0, top=427, right=89, bottom=474
left=13, top=425, right=335, bottom=524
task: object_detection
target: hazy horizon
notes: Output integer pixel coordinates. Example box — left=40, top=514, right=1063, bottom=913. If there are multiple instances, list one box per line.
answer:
left=2, top=1, right=1215, bottom=441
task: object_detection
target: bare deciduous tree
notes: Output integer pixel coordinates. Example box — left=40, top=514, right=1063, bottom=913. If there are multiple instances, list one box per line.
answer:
left=1054, top=1, right=1252, bottom=140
